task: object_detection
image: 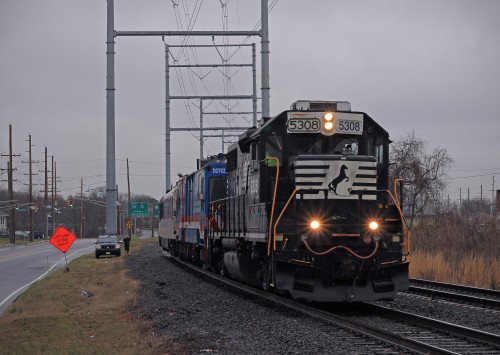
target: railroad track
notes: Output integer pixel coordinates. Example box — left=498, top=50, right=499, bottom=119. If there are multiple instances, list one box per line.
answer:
left=408, top=278, right=500, bottom=309
left=348, top=303, right=500, bottom=354
left=164, top=251, right=500, bottom=354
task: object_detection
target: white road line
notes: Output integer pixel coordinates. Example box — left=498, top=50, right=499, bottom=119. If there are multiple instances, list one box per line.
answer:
left=0, top=246, right=94, bottom=310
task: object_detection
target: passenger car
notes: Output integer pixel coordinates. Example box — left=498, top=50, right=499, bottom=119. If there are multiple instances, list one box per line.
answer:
left=34, top=231, right=44, bottom=239
left=95, top=235, right=121, bottom=258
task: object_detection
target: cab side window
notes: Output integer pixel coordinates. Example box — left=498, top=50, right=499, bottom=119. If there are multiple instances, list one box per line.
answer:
left=265, top=133, right=282, bottom=166
left=375, top=137, right=384, bottom=165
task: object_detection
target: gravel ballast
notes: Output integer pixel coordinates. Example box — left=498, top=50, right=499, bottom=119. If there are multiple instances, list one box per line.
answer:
left=126, top=243, right=499, bottom=354
left=125, top=243, right=388, bottom=354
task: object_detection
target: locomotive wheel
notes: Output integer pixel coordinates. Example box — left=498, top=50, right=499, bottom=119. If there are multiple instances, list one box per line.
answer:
left=218, top=260, right=227, bottom=277
left=262, top=280, right=269, bottom=291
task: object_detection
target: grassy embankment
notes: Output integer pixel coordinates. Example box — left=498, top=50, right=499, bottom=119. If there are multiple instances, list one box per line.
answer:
left=0, top=237, right=171, bottom=354
left=0, top=237, right=31, bottom=246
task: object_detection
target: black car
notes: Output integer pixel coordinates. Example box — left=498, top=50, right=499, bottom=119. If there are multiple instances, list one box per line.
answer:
left=34, top=231, right=44, bottom=239
left=95, top=235, right=121, bottom=258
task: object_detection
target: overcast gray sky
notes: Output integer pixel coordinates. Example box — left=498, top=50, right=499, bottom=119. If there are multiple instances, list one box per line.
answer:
left=1, top=0, right=499, bottom=203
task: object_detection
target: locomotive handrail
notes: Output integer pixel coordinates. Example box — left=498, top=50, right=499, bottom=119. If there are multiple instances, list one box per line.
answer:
left=393, top=177, right=410, bottom=254
left=207, top=202, right=222, bottom=241
left=266, top=156, right=280, bottom=256
left=393, top=178, right=402, bottom=207
left=209, top=193, right=249, bottom=237
left=209, top=193, right=247, bottom=204
left=272, top=188, right=300, bottom=252
left=303, top=239, right=379, bottom=259
left=384, top=183, right=411, bottom=255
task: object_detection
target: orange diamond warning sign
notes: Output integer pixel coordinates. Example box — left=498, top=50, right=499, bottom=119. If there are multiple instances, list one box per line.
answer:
left=49, top=226, right=77, bottom=253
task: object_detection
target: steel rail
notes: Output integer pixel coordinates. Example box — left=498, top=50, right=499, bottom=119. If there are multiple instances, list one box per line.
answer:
left=408, top=285, right=500, bottom=309
left=356, top=303, right=500, bottom=349
left=410, top=278, right=500, bottom=298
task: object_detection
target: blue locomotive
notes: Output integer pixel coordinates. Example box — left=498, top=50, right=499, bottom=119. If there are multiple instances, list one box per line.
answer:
left=159, top=101, right=409, bottom=302
left=159, top=155, right=227, bottom=264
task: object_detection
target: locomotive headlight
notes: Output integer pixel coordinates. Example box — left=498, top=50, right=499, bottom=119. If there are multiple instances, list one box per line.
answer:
left=310, top=220, right=320, bottom=229
left=321, top=112, right=335, bottom=135
left=369, top=221, right=379, bottom=231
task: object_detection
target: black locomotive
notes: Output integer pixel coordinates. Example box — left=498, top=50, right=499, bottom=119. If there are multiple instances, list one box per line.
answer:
left=159, top=100, right=409, bottom=302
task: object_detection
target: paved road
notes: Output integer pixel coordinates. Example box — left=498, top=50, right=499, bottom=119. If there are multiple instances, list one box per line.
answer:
left=0, top=238, right=96, bottom=316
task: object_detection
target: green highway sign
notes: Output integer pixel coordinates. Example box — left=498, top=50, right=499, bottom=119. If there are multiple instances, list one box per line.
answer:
left=129, top=202, right=149, bottom=217
left=154, top=203, right=160, bottom=217
left=16, top=207, right=30, bottom=212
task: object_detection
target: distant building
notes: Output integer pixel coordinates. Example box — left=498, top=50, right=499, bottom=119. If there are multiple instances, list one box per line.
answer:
left=0, top=211, right=8, bottom=236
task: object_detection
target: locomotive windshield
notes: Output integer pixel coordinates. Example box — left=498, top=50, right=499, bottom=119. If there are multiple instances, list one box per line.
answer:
left=289, top=135, right=360, bottom=155
left=209, top=177, right=226, bottom=202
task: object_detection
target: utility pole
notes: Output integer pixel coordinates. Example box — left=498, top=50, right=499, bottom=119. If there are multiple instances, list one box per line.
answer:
left=51, top=156, right=55, bottom=235
left=43, top=147, right=48, bottom=239
left=492, top=176, right=495, bottom=212
left=116, top=184, right=120, bottom=235
left=1, top=125, right=20, bottom=244
left=151, top=205, right=154, bottom=238
left=23, top=134, right=39, bottom=241
left=127, top=158, right=131, bottom=238
left=80, top=178, right=84, bottom=238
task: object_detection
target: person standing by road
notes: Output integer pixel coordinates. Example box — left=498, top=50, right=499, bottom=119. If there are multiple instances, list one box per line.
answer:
left=123, top=235, right=131, bottom=255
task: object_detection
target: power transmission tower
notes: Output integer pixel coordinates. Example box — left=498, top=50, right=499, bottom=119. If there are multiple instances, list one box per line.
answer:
left=163, top=41, right=259, bottom=192
left=105, top=0, right=271, bottom=233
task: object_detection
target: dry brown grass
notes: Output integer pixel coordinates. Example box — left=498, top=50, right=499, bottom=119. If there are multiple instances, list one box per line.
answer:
left=409, top=250, right=500, bottom=289
left=0, top=238, right=168, bottom=354
left=409, top=213, right=500, bottom=289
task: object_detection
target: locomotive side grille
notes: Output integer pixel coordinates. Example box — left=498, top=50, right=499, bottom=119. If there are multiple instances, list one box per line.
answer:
left=294, top=159, right=377, bottom=200
left=226, top=148, right=237, bottom=172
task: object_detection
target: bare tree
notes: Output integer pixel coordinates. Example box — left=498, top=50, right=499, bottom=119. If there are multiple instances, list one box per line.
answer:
left=390, top=131, right=453, bottom=228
